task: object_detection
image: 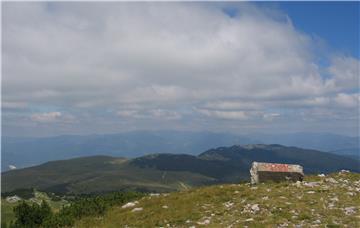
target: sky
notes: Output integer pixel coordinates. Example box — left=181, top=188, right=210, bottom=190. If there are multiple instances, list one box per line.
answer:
left=2, top=2, right=359, bottom=137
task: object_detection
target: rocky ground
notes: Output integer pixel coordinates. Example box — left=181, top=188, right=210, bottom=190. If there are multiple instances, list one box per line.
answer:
left=76, top=171, right=360, bottom=227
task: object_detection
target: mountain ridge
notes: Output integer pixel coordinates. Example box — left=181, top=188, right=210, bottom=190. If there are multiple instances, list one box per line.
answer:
left=2, top=131, right=359, bottom=171
left=2, top=144, right=359, bottom=195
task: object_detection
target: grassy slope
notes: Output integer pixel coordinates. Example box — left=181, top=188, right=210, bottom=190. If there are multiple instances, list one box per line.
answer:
left=1, top=200, right=17, bottom=225
left=77, top=172, right=360, bottom=227
left=2, top=156, right=214, bottom=194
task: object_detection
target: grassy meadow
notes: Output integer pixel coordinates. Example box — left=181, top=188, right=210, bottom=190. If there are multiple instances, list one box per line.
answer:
left=76, top=172, right=360, bottom=227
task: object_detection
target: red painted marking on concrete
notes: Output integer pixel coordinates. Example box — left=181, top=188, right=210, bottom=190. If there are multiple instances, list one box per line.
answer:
left=263, top=163, right=289, bottom=172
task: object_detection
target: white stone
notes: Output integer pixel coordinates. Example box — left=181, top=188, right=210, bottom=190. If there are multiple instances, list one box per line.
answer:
left=303, top=182, right=319, bottom=187
left=344, top=206, right=356, bottom=215
left=131, top=207, right=143, bottom=212
left=325, top=178, right=338, bottom=184
left=122, top=201, right=139, bottom=208
left=251, top=204, right=260, bottom=212
left=149, top=193, right=160, bottom=197
left=5, top=195, right=21, bottom=203
left=224, top=201, right=234, bottom=208
left=197, top=219, right=210, bottom=225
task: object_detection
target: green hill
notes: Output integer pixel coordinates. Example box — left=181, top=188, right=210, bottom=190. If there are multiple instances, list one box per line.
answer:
left=76, top=172, right=360, bottom=227
left=2, top=156, right=214, bottom=194
left=2, top=144, right=359, bottom=194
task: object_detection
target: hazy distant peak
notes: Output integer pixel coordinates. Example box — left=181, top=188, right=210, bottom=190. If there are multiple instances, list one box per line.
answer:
left=241, top=144, right=287, bottom=150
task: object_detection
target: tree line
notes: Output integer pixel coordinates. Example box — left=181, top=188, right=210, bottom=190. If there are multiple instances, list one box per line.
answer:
left=3, top=191, right=144, bottom=228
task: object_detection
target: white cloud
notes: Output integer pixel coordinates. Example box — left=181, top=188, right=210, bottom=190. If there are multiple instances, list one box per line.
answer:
left=149, top=109, right=182, bottom=120
left=33, top=90, right=60, bottom=99
left=2, top=2, right=327, bottom=105
left=328, top=56, right=359, bottom=90
left=2, top=101, right=27, bottom=109
left=117, top=110, right=139, bottom=118
left=197, top=109, right=249, bottom=120
left=2, top=2, right=359, bottom=135
left=263, top=113, right=280, bottom=121
left=117, top=109, right=182, bottom=120
left=30, top=111, right=76, bottom=124
left=202, top=101, right=261, bottom=110
left=31, top=112, right=62, bottom=123
left=334, top=93, right=359, bottom=108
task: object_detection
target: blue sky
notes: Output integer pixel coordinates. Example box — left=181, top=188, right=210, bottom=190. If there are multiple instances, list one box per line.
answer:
left=278, top=1, right=359, bottom=58
left=2, top=2, right=359, bottom=137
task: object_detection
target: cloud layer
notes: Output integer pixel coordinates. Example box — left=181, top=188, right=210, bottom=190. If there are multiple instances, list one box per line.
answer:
left=2, top=2, right=359, bottom=136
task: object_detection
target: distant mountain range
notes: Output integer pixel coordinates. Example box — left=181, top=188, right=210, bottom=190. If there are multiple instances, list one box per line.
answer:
left=2, top=144, right=359, bottom=194
left=248, top=132, right=359, bottom=156
left=2, top=131, right=359, bottom=171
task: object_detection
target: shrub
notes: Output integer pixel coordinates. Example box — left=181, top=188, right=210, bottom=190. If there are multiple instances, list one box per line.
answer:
left=11, top=191, right=144, bottom=228
left=12, top=201, right=52, bottom=228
